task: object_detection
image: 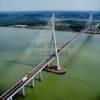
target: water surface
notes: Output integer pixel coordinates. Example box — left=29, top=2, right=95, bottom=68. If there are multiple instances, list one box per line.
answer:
left=0, top=27, right=100, bottom=100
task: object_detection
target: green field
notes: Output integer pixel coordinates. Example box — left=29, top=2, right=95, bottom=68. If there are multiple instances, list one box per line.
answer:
left=0, top=27, right=100, bottom=100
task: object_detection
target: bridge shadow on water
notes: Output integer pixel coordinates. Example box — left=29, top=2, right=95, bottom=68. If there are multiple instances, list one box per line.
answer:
left=66, top=34, right=93, bottom=67
left=65, top=34, right=99, bottom=86
left=4, top=60, right=34, bottom=67
left=4, top=34, right=93, bottom=69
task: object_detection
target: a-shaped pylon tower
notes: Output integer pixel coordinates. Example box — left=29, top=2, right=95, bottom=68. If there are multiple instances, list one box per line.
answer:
left=44, top=13, right=66, bottom=74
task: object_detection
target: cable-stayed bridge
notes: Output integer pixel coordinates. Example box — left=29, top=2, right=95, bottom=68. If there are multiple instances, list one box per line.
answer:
left=0, top=13, right=99, bottom=100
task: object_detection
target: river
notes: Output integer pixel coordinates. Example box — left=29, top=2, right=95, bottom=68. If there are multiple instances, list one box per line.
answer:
left=0, top=27, right=100, bottom=100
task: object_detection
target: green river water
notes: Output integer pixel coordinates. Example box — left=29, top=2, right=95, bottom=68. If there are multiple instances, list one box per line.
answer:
left=0, top=27, right=100, bottom=100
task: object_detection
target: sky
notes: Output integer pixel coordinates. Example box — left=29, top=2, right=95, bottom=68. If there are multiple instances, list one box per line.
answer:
left=0, top=0, right=100, bottom=11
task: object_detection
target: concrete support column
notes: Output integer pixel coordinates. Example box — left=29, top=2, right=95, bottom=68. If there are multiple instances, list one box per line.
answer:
left=22, top=87, right=25, bottom=96
left=31, top=79, right=35, bottom=88
left=7, top=97, right=13, bottom=100
left=39, top=71, right=42, bottom=81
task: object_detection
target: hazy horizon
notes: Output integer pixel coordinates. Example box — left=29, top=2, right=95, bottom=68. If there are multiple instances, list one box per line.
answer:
left=0, top=0, right=100, bottom=11
left=0, top=10, right=100, bottom=13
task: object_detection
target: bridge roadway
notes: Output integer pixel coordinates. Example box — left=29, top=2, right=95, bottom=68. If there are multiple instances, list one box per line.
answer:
left=0, top=32, right=82, bottom=100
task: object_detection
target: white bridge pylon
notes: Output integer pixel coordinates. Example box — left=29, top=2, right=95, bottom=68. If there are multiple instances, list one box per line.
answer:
left=49, top=13, right=61, bottom=70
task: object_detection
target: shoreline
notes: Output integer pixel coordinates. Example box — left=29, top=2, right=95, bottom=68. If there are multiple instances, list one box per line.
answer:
left=0, top=26, right=100, bottom=34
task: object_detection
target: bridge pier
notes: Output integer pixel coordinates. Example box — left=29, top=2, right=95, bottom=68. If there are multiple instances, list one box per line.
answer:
left=31, top=78, right=35, bottom=88
left=39, top=71, right=42, bottom=81
left=22, top=87, right=25, bottom=96
left=7, top=97, right=13, bottom=100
